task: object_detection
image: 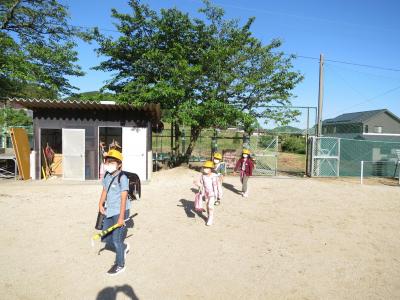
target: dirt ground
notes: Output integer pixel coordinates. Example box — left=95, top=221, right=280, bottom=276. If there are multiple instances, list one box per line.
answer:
left=0, top=167, right=399, bottom=300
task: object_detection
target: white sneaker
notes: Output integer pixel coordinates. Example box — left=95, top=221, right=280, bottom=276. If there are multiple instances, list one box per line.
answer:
left=206, top=217, right=213, bottom=226
left=243, top=193, right=248, bottom=198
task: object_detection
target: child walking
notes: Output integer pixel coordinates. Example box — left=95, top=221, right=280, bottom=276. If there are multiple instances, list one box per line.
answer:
left=212, top=152, right=224, bottom=206
left=195, top=160, right=223, bottom=226
left=234, top=149, right=254, bottom=198
left=97, top=149, right=131, bottom=276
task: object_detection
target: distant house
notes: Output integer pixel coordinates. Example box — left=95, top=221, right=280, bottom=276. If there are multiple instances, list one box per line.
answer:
left=322, top=109, right=400, bottom=140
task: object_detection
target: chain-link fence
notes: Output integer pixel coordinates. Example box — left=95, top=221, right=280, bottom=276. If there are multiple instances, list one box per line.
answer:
left=340, top=138, right=400, bottom=177
left=152, top=125, right=245, bottom=165
left=309, top=137, right=339, bottom=177
left=309, top=136, right=400, bottom=179
left=248, top=135, right=278, bottom=175
left=152, top=126, right=278, bottom=175
left=152, top=106, right=318, bottom=175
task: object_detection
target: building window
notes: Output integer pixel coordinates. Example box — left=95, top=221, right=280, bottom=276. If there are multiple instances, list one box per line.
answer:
left=374, top=126, right=382, bottom=133
left=364, top=125, right=368, bottom=133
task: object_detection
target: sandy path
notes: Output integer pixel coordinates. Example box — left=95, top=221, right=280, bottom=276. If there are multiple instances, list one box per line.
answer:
left=0, top=167, right=399, bottom=299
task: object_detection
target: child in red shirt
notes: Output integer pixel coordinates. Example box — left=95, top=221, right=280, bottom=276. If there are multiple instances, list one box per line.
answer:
left=233, top=149, right=254, bottom=198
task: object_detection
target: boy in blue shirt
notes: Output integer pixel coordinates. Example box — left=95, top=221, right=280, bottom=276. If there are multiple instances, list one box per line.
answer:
left=98, top=149, right=131, bottom=276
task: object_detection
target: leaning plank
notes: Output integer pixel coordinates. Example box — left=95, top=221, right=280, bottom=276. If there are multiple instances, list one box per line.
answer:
left=10, top=128, right=31, bottom=180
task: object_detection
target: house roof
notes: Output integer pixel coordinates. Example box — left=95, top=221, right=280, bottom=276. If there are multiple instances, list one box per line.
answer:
left=8, top=98, right=161, bottom=124
left=323, top=109, right=400, bottom=125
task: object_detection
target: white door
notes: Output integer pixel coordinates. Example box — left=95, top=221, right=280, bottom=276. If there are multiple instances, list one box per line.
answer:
left=62, top=129, right=85, bottom=180
left=122, top=127, right=147, bottom=181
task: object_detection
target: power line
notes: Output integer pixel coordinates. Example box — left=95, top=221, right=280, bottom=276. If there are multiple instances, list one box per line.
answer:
left=327, top=83, right=400, bottom=118
left=325, top=62, right=400, bottom=81
left=324, top=58, right=400, bottom=72
left=291, top=54, right=400, bottom=72
left=76, top=21, right=400, bottom=73
left=189, top=0, right=396, bottom=34
left=325, top=64, right=368, bottom=99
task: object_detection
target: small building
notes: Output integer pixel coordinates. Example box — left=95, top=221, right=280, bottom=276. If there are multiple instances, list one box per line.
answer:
left=322, top=109, right=400, bottom=140
left=10, top=98, right=161, bottom=181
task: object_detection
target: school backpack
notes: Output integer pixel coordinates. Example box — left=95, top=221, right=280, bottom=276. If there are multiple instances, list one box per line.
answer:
left=104, top=171, right=141, bottom=200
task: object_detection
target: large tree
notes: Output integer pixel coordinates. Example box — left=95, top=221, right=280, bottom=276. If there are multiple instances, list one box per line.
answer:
left=94, top=0, right=303, bottom=157
left=0, top=0, right=88, bottom=98
left=66, top=91, right=118, bottom=102
left=0, top=107, right=32, bottom=128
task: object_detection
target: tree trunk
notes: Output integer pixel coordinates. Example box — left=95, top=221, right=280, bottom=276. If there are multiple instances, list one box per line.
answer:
left=173, top=122, right=181, bottom=156
left=185, top=126, right=201, bottom=157
left=243, top=132, right=251, bottom=149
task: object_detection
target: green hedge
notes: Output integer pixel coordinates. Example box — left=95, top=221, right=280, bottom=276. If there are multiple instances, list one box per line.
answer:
left=280, top=135, right=306, bottom=154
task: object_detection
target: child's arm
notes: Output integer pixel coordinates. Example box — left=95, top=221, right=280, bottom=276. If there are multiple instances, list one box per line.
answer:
left=233, top=159, right=241, bottom=175
left=117, top=191, right=128, bottom=226
left=193, top=175, right=204, bottom=196
left=98, top=188, right=107, bottom=215
left=250, top=159, right=255, bottom=171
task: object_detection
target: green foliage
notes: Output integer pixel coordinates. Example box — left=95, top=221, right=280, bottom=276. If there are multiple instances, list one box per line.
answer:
left=258, top=135, right=275, bottom=148
left=94, top=0, right=303, bottom=155
left=233, top=132, right=241, bottom=145
left=280, top=135, right=306, bottom=154
left=0, top=0, right=88, bottom=97
left=0, top=107, right=32, bottom=128
left=66, top=91, right=117, bottom=102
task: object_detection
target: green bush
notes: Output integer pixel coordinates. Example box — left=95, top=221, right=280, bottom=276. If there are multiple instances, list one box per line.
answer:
left=281, top=135, right=306, bottom=154
left=258, top=135, right=275, bottom=148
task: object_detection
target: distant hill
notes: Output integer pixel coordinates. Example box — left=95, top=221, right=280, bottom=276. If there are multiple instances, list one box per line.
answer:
left=269, top=126, right=303, bottom=134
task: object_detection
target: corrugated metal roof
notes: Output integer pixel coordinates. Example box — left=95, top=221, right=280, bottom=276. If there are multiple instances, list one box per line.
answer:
left=323, top=109, right=396, bottom=124
left=8, top=98, right=161, bottom=123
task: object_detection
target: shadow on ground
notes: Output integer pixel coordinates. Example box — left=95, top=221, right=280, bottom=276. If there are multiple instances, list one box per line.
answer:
left=97, top=285, right=139, bottom=300
left=222, top=182, right=242, bottom=195
left=178, top=198, right=207, bottom=222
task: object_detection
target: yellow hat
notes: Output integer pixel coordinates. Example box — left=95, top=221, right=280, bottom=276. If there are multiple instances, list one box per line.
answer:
left=242, top=149, right=251, bottom=155
left=213, top=152, right=222, bottom=160
left=105, top=149, right=123, bottom=161
left=202, top=160, right=214, bottom=168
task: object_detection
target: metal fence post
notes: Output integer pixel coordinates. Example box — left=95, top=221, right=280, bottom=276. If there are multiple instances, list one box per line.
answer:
left=310, top=136, right=315, bottom=177
left=360, top=161, right=364, bottom=185
left=337, top=138, right=341, bottom=176
left=275, top=136, right=278, bottom=176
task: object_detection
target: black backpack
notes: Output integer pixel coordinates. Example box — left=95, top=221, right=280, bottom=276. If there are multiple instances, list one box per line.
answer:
left=104, top=171, right=141, bottom=200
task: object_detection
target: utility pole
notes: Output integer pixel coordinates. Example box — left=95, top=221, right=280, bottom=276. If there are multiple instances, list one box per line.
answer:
left=317, top=53, right=324, bottom=137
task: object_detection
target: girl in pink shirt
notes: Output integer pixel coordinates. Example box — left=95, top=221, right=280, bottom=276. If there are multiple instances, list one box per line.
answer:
left=194, top=160, right=222, bottom=226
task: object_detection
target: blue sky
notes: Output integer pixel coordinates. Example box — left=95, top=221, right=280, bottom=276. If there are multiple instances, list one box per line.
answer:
left=63, top=0, right=400, bottom=128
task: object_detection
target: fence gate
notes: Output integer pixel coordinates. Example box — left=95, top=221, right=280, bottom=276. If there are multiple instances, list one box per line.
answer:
left=248, top=136, right=278, bottom=176
left=310, top=137, right=340, bottom=177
